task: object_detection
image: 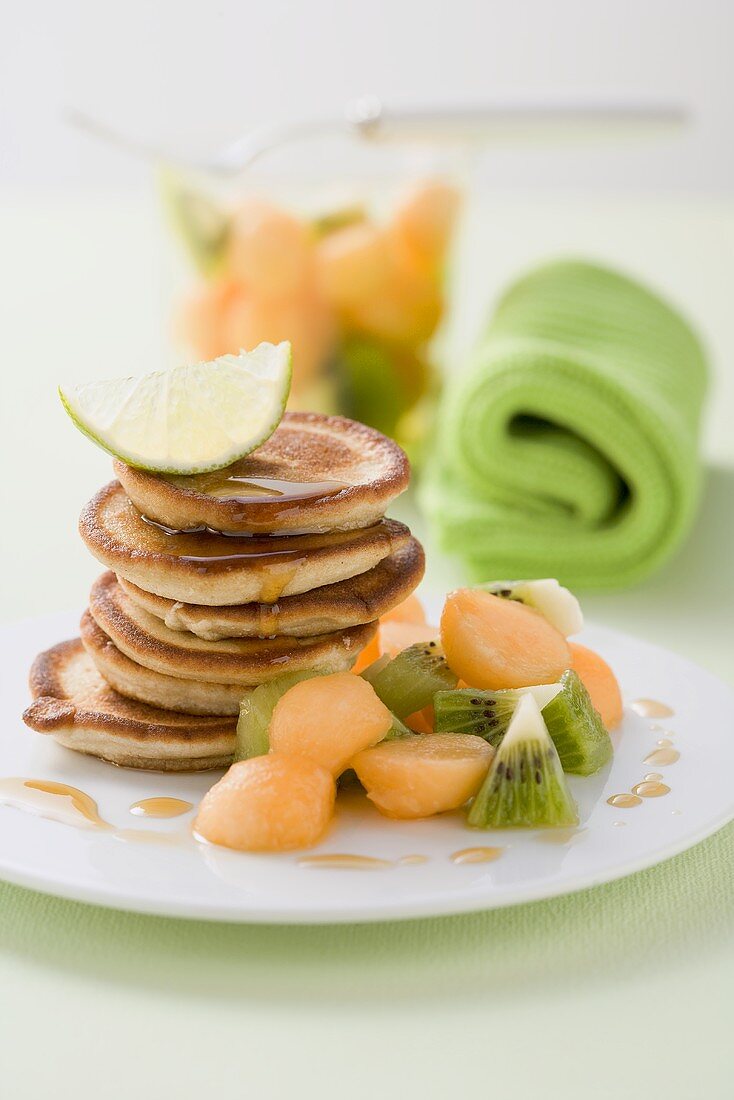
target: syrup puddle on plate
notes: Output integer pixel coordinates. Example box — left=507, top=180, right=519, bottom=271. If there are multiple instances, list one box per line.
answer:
left=630, top=699, right=675, bottom=719
left=129, top=797, right=193, bottom=818
left=644, top=746, right=680, bottom=766
left=607, top=793, right=643, bottom=809
left=450, top=846, right=503, bottom=864
left=0, top=778, right=111, bottom=829
left=631, top=780, right=671, bottom=798
left=0, top=779, right=191, bottom=846
left=298, top=854, right=392, bottom=870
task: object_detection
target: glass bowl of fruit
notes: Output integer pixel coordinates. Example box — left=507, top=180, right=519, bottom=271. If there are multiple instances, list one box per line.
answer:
left=162, top=169, right=460, bottom=462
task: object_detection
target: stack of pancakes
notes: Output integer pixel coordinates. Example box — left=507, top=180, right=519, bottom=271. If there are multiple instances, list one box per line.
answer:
left=24, top=413, right=424, bottom=771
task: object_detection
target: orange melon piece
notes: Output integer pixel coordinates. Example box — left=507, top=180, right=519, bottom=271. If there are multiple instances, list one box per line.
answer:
left=570, top=642, right=623, bottom=731
left=441, top=588, right=571, bottom=690
left=269, top=672, right=393, bottom=775
left=224, top=286, right=335, bottom=389
left=347, top=269, right=442, bottom=346
left=404, top=704, right=434, bottom=734
left=391, top=180, right=460, bottom=270
left=352, top=733, right=493, bottom=819
left=194, top=755, right=335, bottom=852
left=380, top=593, right=427, bottom=627
left=179, top=278, right=243, bottom=360
left=228, top=198, right=312, bottom=296
left=351, top=632, right=382, bottom=675
left=379, top=619, right=439, bottom=658
left=316, top=222, right=391, bottom=308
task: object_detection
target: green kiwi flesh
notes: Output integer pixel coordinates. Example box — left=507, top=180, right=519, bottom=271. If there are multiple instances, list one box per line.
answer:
left=434, top=683, right=561, bottom=747
left=468, top=694, right=578, bottom=829
left=361, top=641, right=458, bottom=718
left=541, top=669, right=613, bottom=775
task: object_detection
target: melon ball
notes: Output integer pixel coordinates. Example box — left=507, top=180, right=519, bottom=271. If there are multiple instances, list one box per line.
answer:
left=269, top=672, right=393, bottom=775
left=352, top=733, right=493, bottom=819
left=178, top=279, right=244, bottom=360
left=194, top=755, right=335, bottom=852
left=441, top=588, right=571, bottom=690
left=316, top=222, right=391, bottom=309
left=570, top=642, right=623, bottom=730
left=224, top=286, right=335, bottom=388
left=391, top=180, right=460, bottom=271
left=229, top=198, right=312, bottom=296
left=347, top=270, right=443, bottom=346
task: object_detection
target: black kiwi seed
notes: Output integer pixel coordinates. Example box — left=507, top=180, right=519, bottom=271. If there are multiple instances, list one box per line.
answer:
left=535, top=770, right=542, bottom=784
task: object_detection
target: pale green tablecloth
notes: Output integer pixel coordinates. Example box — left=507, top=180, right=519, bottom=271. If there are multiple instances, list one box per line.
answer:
left=1, top=196, right=733, bottom=1099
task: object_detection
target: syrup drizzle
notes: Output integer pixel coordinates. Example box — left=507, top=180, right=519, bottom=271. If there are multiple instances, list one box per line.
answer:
left=298, top=854, right=392, bottom=870
left=129, top=797, right=193, bottom=818
left=450, top=846, right=503, bottom=864
left=162, top=473, right=348, bottom=505
left=0, top=778, right=110, bottom=829
left=630, top=699, right=675, bottom=718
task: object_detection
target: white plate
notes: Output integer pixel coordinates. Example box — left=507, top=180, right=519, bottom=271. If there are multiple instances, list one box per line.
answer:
left=1, top=610, right=732, bottom=923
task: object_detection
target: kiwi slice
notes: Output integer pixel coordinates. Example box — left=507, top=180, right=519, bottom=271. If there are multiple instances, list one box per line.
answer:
left=434, top=684, right=562, bottom=747
left=361, top=641, right=458, bottom=718
left=468, top=694, right=578, bottom=829
left=541, top=669, right=613, bottom=776
left=481, top=579, right=583, bottom=637
left=234, top=671, right=316, bottom=761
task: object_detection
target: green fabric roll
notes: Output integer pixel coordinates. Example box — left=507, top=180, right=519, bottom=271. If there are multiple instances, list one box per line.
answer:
left=421, top=260, right=709, bottom=589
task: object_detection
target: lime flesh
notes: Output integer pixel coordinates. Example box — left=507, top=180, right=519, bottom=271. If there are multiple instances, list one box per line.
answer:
left=59, top=342, right=292, bottom=474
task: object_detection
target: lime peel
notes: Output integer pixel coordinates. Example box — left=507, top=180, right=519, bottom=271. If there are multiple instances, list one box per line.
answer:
left=59, top=342, right=292, bottom=474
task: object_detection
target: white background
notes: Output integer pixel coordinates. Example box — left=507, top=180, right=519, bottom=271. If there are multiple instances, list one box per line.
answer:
left=3, top=0, right=734, bottom=193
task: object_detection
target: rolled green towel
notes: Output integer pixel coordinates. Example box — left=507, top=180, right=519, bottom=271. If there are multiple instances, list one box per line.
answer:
left=421, top=260, right=708, bottom=589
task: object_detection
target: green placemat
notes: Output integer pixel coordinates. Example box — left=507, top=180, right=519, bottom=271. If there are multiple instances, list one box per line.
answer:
left=2, top=823, right=731, bottom=999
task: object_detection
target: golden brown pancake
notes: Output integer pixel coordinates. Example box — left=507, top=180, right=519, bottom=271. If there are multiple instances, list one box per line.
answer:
left=80, top=481, right=411, bottom=606
left=86, top=572, right=378, bottom=688
left=80, top=611, right=247, bottom=715
left=118, top=538, right=425, bottom=640
left=114, top=411, right=410, bottom=535
left=23, top=638, right=236, bottom=770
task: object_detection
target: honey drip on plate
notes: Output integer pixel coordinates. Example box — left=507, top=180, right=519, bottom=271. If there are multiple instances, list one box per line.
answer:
left=298, top=854, right=392, bottom=870
left=398, top=854, right=429, bottom=865
left=0, top=778, right=111, bottom=829
left=450, top=846, right=503, bottom=864
left=644, top=747, right=680, bottom=766
left=0, top=778, right=190, bottom=845
left=607, top=793, right=643, bottom=808
left=163, top=473, right=348, bottom=505
left=129, top=797, right=193, bottom=818
left=630, top=699, right=675, bottom=718
left=632, top=780, right=670, bottom=798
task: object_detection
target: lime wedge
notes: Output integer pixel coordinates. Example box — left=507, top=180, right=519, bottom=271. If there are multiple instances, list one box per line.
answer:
left=59, top=342, right=292, bottom=474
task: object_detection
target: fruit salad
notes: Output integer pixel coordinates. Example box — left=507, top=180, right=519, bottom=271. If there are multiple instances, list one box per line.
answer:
left=194, top=580, right=621, bottom=851
left=163, top=174, right=460, bottom=457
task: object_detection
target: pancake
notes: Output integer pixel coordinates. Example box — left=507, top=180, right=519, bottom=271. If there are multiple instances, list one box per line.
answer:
left=118, top=538, right=425, bottom=640
left=23, top=638, right=236, bottom=770
left=114, top=411, right=410, bottom=535
left=80, top=611, right=247, bottom=715
left=87, top=572, right=378, bottom=687
left=80, top=481, right=411, bottom=606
